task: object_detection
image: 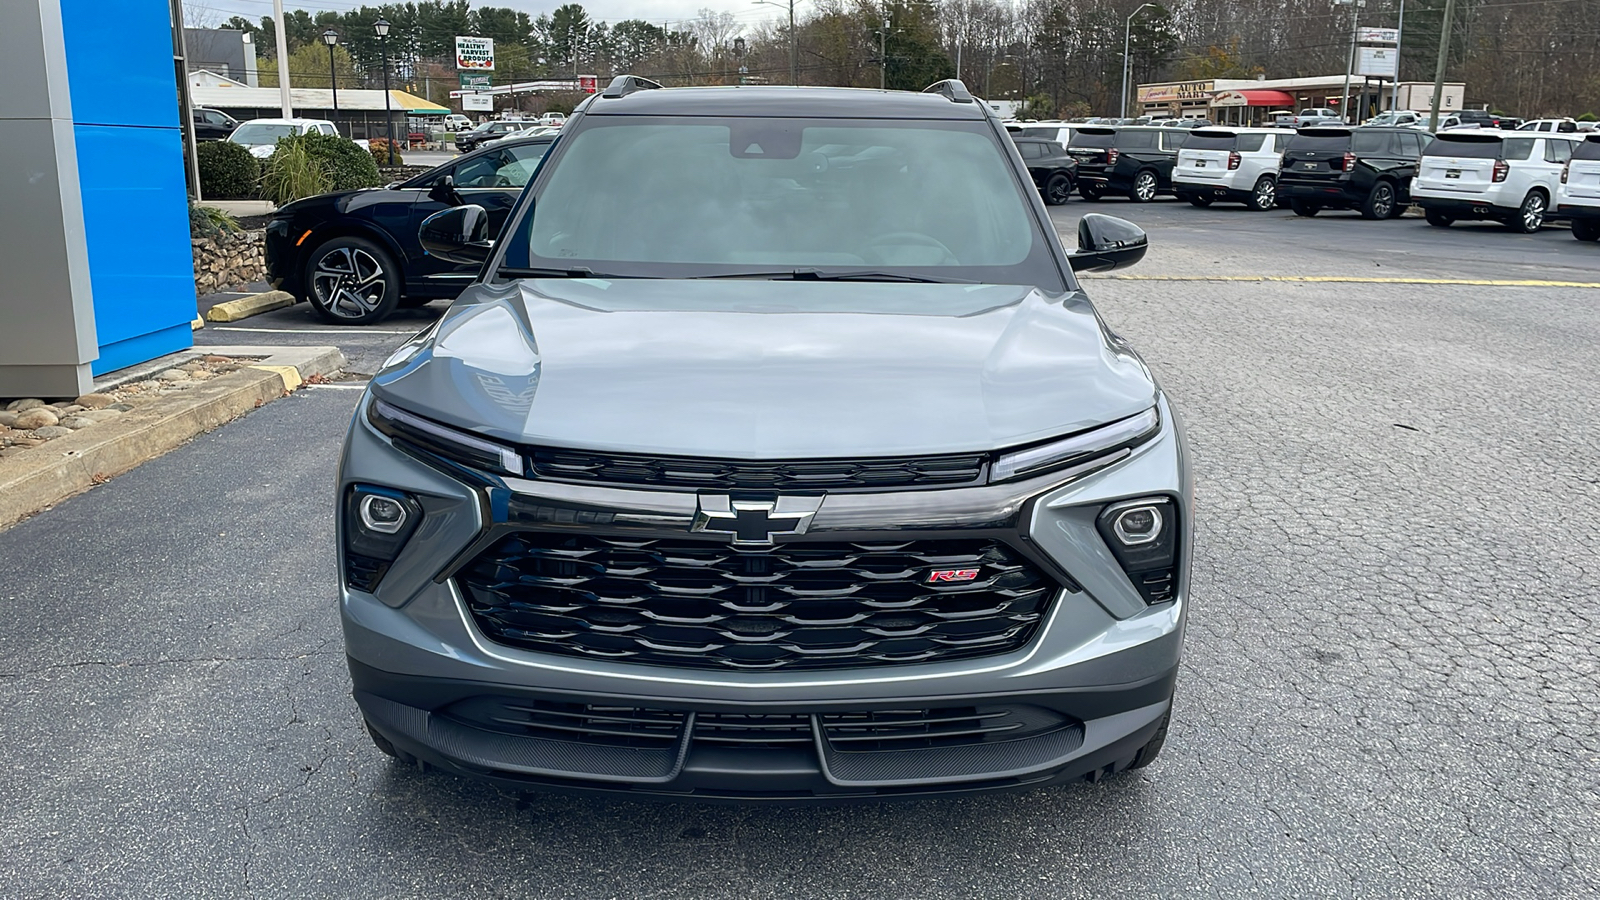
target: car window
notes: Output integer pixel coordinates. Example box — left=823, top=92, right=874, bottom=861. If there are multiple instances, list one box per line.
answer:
left=1558, top=121, right=1578, bottom=133
left=1544, top=139, right=1573, bottom=163
left=1161, top=131, right=1189, bottom=150
left=1273, top=133, right=1291, bottom=152
left=1574, top=138, right=1600, bottom=161
left=1350, top=132, right=1390, bottom=154
left=507, top=117, right=1063, bottom=289
left=229, top=123, right=299, bottom=144
left=1118, top=130, right=1157, bottom=150
left=1397, top=133, right=1421, bottom=158
left=1016, top=141, right=1041, bottom=159
left=1069, top=130, right=1117, bottom=148
left=1288, top=132, right=1351, bottom=152
left=453, top=142, right=553, bottom=188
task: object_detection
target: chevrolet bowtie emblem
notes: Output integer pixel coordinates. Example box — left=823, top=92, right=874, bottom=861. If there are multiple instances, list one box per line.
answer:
left=692, top=495, right=822, bottom=547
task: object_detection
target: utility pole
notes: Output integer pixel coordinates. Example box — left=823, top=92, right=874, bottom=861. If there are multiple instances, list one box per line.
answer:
left=1389, top=0, right=1406, bottom=113
left=1426, top=0, right=1456, bottom=132
left=1336, top=0, right=1365, bottom=123
left=879, top=12, right=889, bottom=89
left=752, top=0, right=798, bottom=85
left=1120, top=3, right=1156, bottom=119
left=271, top=0, right=292, bottom=117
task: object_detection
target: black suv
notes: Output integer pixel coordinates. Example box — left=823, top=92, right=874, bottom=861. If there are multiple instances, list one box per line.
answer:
left=338, top=77, right=1191, bottom=801
left=455, top=121, right=528, bottom=152
left=1277, top=126, right=1429, bottom=219
left=1068, top=126, right=1189, bottom=202
left=191, top=107, right=238, bottom=141
left=1011, top=136, right=1077, bottom=205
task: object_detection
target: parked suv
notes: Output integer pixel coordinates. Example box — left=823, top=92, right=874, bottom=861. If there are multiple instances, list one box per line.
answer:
left=455, top=121, right=527, bottom=152
left=1010, top=135, right=1078, bottom=205
left=1414, top=131, right=1579, bottom=233
left=1277, top=126, right=1428, bottom=218
left=1517, top=118, right=1579, bottom=134
left=191, top=107, right=238, bottom=141
left=1173, top=127, right=1290, bottom=210
left=1556, top=134, right=1600, bottom=242
left=1068, top=126, right=1189, bottom=202
left=339, top=77, right=1190, bottom=800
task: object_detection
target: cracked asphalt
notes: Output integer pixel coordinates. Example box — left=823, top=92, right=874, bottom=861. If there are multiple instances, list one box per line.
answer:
left=2, top=200, right=1597, bottom=898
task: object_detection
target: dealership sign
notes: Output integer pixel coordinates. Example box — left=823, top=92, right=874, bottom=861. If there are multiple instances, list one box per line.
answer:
left=462, top=93, right=493, bottom=111
left=1136, top=81, right=1214, bottom=104
left=1357, top=27, right=1399, bottom=44
left=459, top=72, right=492, bottom=90
left=455, top=36, right=494, bottom=70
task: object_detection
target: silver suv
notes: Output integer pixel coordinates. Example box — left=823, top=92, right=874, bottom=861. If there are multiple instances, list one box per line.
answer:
left=338, top=77, right=1191, bottom=800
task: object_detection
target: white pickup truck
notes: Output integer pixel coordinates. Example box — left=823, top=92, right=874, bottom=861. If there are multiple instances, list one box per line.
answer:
left=1291, top=108, right=1345, bottom=128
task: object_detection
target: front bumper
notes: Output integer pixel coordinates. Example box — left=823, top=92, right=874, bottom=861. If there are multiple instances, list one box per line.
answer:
left=339, top=393, right=1192, bottom=799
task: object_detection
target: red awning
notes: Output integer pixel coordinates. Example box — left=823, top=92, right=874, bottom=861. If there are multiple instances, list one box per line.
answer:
left=1210, top=89, right=1297, bottom=109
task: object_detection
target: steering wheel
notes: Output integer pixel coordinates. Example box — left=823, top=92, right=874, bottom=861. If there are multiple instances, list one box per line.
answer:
left=862, top=231, right=959, bottom=266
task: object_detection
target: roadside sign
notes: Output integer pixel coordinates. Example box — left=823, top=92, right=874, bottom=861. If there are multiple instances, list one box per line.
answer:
left=458, top=72, right=492, bottom=91
left=579, top=75, right=598, bottom=94
left=1357, top=27, right=1399, bottom=44
left=455, top=36, right=494, bottom=70
left=1357, top=47, right=1398, bottom=78
left=462, top=92, right=493, bottom=112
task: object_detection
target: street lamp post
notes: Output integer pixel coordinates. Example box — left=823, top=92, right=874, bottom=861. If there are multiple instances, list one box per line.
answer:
left=733, top=36, right=747, bottom=84
left=374, top=18, right=395, bottom=166
left=1121, top=3, right=1157, bottom=120
left=1335, top=0, right=1366, bottom=123
left=320, top=29, right=340, bottom=118
left=753, top=0, right=797, bottom=85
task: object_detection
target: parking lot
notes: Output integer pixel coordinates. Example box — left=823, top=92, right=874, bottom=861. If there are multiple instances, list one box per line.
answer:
left=2, top=199, right=1597, bottom=898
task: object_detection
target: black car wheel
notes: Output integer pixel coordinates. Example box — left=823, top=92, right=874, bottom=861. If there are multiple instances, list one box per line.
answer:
left=1291, top=199, right=1321, bottom=217
left=1425, top=209, right=1455, bottom=227
left=1130, top=170, right=1159, bottom=203
left=1249, top=177, right=1276, bottom=211
left=1079, top=183, right=1105, bottom=201
left=1360, top=181, right=1396, bottom=220
left=1573, top=219, right=1600, bottom=242
left=1186, top=193, right=1214, bottom=208
left=1509, top=191, right=1546, bottom=234
left=1044, top=173, right=1073, bottom=206
left=306, top=236, right=402, bottom=326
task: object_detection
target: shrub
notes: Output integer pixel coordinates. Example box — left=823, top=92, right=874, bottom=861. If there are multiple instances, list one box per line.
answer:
left=197, top=140, right=259, bottom=199
left=368, top=137, right=404, bottom=167
left=189, top=203, right=241, bottom=239
left=287, top=131, right=382, bottom=191
left=1580, top=112, right=1598, bottom=123
left=260, top=138, right=333, bottom=206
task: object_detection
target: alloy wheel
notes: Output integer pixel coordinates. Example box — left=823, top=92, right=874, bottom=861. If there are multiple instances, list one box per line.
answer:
left=1252, top=178, right=1275, bottom=211
left=1519, top=194, right=1546, bottom=233
left=1371, top=184, right=1394, bottom=218
left=1133, top=172, right=1157, bottom=202
left=312, top=246, right=387, bottom=320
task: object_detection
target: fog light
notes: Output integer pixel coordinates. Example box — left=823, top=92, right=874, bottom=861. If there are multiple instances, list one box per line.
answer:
left=360, top=494, right=408, bottom=534
left=1112, top=505, right=1162, bottom=545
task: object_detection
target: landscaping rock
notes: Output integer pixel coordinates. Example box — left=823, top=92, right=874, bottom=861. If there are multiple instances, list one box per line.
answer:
left=75, top=393, right=114, bottom=409
left=9, top=437, right=44, bottom=448
left=59, top=416, right=95, bottom=430
left=8, top=398, right=46, bottom=412
left=13, top=408, right=60, bottom=430
left=33, top=425, right=73, bottom=439
left=157, top=369, right=191, bottom=382
left=0, top=411, right=17, bottom=427
left=109, top=403, right=135, bottom=412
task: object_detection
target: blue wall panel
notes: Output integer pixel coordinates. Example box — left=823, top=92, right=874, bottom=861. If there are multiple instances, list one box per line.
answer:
left=60, top=0, right=195, bottom=375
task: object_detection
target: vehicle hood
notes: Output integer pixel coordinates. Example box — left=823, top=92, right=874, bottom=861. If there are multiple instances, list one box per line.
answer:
left=369, top=279, right=1158, bottom=458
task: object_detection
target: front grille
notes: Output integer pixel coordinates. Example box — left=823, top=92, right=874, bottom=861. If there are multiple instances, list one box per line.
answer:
left=526, top=448, right=986, bottom=491
left=447, top=696, right=683, bottom=748
left=818, top=706, right=1066, bottom=751
left=457, top=534, right=1059, bottom=670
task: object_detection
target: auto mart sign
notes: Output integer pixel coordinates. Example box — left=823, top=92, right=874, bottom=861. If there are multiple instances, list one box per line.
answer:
left=1136, top=81, right=1214, bottom=104
left=455, top=36, right=494, bottom=70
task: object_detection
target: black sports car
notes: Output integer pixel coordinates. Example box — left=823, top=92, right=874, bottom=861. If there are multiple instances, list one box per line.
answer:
left=264, top=134, right=556, bottom=324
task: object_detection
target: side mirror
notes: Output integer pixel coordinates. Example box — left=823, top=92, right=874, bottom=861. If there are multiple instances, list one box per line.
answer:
left=428, top=174, right=465, bottom=207
left=419, top=204, right=493, bottom=265
left=1068, top=213, right=1148, bottom=273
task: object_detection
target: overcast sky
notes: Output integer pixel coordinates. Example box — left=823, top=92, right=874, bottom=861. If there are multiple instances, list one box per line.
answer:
left=188, top=0, right=792, bottom=34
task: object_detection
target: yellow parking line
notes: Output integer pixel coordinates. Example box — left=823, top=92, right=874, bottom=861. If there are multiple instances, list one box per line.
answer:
left=1087, top=274, right=1600, bottom=288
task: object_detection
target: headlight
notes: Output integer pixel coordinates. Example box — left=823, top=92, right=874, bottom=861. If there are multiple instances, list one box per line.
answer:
left=990, top=407, right=1160, bottom=483
left=367, top=397, right=522, bottom=475
left=1096, top=496, right=1179, bottom=604
left=343, top=485, right=423, bottom=591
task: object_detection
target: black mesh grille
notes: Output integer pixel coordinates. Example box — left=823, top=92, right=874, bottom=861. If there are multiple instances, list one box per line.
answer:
left=457, top=534, right=1058, bottom=670
left=818, top=706, right=1068, bottom=751
left=446, top=696, right=684, bottom=748
left=526, top=449, right=986, bottom=491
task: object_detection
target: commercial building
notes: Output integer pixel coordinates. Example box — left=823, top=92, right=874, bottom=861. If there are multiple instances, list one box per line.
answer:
left=189, top=75, right=449, bottom=140
left=1135, top=76, right=1467, bottom=125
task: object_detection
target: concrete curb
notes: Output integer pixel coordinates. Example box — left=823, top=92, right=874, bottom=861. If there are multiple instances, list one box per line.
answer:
left=205, top=290, right=295, bottom=323
left=0, top=346, right=344, bottom=531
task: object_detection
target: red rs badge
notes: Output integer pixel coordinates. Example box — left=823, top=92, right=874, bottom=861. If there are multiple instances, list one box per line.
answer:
left=926, top=568, right=980, bottom=584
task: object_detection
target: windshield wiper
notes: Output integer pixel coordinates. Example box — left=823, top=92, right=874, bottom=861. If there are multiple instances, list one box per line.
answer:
left=497, top=266, right=630, bottom=279
left=695, top=269, right=970, bottom=284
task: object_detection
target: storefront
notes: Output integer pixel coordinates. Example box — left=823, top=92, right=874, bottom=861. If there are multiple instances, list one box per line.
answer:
left=1209, top=89, right=1296, bottom=126
left=1137, top=76, right=1471, bottom=125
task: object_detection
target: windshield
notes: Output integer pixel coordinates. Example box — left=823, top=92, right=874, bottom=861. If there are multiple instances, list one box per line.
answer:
left=1184, top=133, right=1236, bottom=151
left=1575, top=138, right=1600, bottom=161
left=501, top=116, right=1064, bottom=289
left=1069, top=130, right=1117, bottom=148
left=229, top=124, right=299, bottom=145
left=1287, top=132, right=1351, bottom=152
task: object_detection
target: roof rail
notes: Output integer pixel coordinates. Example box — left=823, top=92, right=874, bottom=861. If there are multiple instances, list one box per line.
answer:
left=601, top=75, right=664, bottom=99
left=922, top=79, right=974, bottom=104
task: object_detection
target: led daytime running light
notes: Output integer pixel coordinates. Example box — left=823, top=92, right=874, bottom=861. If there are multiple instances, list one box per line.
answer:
left=991, top=407, right=1160, bottom=483
left=370, top=397, right=522, bottom=475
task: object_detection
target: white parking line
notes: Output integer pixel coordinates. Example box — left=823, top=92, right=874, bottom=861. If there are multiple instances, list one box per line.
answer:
left=212, top=326, right=420, bottom=335
left=305, top=383, right=370, bottom=390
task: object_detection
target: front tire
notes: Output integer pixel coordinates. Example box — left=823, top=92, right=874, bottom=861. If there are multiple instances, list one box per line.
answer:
left=1360, top=181, right=1396, bottom=220
left=1509, top=191, right=1547, bottom=233
left=1573, top=219, right=1600, bottom=242
left=1249, top=176, right=1276, bottom=211
left=1129, top=169, right=1159, bottom=202
left=1291, top=199, right=1321, bottom=217
left=1425, top=209, right=1456, bottom=227
left=1044, top=172, right=1073, bottom=206
left=305, top=236, right=402, bottom=326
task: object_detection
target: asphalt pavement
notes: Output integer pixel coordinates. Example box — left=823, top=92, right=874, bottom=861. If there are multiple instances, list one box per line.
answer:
left=2, top=199, right=1597, bottom=898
